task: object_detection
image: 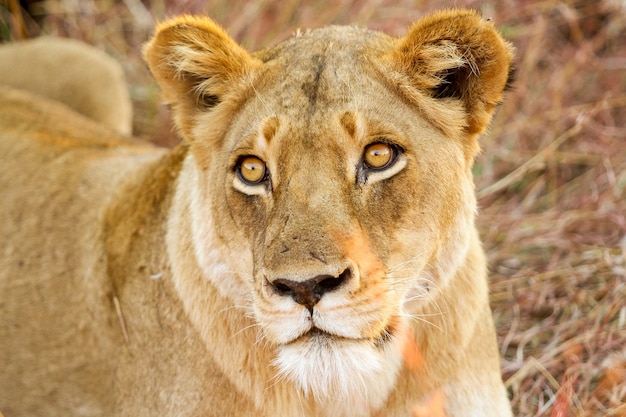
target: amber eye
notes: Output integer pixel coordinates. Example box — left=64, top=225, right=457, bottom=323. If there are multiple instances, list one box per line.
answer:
left=237, top=156, right=267, bottom=185
left=363, top=142, right=395, bottom=170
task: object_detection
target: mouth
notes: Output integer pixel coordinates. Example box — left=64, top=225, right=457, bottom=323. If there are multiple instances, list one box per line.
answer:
left=293, top=317, right=398, bottom=349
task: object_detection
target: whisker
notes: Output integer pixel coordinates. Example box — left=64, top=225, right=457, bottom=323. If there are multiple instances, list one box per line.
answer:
left=217, top=303, right=253, bottom=316
left=230, top=321, right=262, bottom=340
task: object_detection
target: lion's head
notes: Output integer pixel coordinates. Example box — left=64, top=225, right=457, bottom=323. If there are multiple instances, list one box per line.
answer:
left=145, top=9, right=513, bottom=412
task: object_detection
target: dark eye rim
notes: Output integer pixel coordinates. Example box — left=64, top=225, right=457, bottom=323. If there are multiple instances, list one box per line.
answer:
left=362, top=140, right=403, bottom=171
left=235, top=155, right=270, bottom=186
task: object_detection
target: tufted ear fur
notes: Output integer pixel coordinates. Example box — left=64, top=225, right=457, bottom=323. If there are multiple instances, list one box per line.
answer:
left=389, top=9, right=514, bottom=141
left=143, top=16, right=258, bottom=140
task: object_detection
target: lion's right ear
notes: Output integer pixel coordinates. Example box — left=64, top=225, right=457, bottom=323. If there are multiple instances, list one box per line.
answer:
left=143, top=16, right=257, bottom=140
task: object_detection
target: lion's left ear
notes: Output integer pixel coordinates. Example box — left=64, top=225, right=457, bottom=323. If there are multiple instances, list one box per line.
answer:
left=143, top=15, right=258, bottom=140
left=390, top=9, right=514, bottom=137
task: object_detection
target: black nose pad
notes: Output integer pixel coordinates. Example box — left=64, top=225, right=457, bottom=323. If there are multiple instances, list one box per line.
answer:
left=270, top=269, right=351, bottom=313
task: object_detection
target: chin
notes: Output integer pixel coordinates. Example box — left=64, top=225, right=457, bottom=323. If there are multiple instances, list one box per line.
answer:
left=272, top=327, right=405, bottom=416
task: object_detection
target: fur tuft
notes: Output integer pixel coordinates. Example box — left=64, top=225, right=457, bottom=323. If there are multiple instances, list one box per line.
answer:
left=273, top=336, right=403, bottom=416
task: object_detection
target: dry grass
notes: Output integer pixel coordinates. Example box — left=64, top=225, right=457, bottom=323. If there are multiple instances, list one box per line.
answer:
left=2, top=0, right=625, bottom=415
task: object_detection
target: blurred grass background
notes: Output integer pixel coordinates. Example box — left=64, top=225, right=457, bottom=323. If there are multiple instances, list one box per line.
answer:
left=1, top=0, right=625, bottom=415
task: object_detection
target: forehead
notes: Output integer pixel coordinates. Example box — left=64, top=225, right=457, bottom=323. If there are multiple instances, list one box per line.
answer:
left=250, top=26, right=394, bottom=117
left=254, top=25, right=392, bottom=70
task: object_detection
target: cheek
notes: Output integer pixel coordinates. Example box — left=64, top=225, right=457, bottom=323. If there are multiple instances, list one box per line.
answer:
left=202, top=167, right=266, bottom=265
left=353, top=164, right=468, bottom=263
left=222, top=182, right=269, bottom=240
left=352, top=171, right=421, bottom=249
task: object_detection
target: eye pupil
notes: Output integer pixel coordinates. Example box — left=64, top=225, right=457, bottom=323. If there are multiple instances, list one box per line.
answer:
left=364, top=142, right=393, bottom=169
left=238, top=156, right=266, bottom=184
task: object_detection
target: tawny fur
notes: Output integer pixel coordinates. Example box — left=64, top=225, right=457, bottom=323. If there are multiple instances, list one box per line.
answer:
left=0, top=9, right=514, bottom=417
left=0, top=37, right=133, bottom=135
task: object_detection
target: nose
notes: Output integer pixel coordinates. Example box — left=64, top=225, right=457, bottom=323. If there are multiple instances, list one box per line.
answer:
left=270, top=269, right=351, bottom=313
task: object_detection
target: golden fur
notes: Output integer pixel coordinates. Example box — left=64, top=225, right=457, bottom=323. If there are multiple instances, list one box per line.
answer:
left=0, top=36, right=133, bottom=135
left=0, top=9, right=514, bottom=416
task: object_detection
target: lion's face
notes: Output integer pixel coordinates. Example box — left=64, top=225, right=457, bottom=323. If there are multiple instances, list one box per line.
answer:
left=145, top=11, right=512, bottom=409
left=192, top=28, right=476, bottom=404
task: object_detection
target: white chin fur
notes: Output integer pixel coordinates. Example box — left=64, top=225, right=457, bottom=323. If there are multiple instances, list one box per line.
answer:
left=273, top=334, right=403, bottom=416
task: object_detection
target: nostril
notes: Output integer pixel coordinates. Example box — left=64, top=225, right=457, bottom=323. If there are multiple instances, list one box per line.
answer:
left=316, top=268, right=351, bottom=292
left=273, top=281, right=295, bottom=297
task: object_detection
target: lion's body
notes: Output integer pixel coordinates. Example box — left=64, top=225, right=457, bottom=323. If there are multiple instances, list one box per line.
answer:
left=0, top=37, right=133, bottom=135
left=0, top=10, right=514, bottom=416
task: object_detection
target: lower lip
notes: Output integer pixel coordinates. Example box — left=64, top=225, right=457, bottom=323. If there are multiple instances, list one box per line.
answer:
left=299, top=320, right=397, bottom=348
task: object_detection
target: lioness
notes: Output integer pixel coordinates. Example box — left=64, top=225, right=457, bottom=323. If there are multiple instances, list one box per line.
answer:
left=0, top=9, right=514, bottom=417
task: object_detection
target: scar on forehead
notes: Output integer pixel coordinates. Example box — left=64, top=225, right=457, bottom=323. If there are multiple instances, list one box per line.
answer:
left=340, top=111, right=357, bottom=139
left=261, top=117, right=280, bottom=143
